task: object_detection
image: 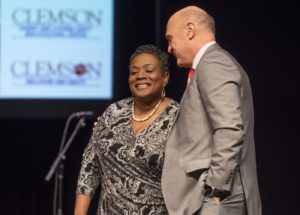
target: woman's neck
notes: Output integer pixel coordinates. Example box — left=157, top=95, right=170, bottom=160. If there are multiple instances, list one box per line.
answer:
left=133, top=96, right=163, bottom=114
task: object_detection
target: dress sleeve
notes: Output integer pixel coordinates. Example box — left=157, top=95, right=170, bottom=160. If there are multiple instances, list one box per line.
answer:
left=76, top=111, right=108, bottom=198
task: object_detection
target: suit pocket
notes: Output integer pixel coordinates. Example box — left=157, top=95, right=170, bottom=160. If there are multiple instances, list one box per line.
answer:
left=184, top=158, right=211, bottom=174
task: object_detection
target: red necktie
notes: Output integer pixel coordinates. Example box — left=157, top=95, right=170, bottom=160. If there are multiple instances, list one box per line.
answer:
left=187, top=68, right=194, bottom=85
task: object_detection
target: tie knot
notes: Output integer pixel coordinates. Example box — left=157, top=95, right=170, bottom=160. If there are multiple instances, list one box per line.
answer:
left=187, top=68, right=194, bottom=85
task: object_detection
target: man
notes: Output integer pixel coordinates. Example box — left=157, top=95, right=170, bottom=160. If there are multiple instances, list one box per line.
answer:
left=161, top=6, right=261, bottom=215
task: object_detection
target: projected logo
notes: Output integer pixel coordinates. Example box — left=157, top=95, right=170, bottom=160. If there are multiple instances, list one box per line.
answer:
left=10, top=61, right=102, bottom=85
left=12, top=8, right=102, bottom=38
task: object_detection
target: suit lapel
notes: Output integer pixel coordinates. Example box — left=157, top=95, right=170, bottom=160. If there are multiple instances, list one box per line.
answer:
left=174, top=43, right=221, bottom=121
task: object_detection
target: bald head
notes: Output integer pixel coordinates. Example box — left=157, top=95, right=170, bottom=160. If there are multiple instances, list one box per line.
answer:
left=165, top=6, right=215, bottom=68
left=169, top=6, right=215, bottom=35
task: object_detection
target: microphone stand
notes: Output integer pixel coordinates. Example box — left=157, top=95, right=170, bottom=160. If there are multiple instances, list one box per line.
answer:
left=45, top=116, right=87, bottom=215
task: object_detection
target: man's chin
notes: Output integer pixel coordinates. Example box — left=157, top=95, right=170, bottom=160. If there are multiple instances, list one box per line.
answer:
left=177, top=61, right=189, bottom=68
left=176, top=60, right=184, bottom=67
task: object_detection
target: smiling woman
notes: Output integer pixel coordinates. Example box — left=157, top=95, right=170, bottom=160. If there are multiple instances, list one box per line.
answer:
left=128, top=47, right=171, bottom=133
left=129, top=53, right=167, bottom=100
left=74, top=45, right=179, bottom=215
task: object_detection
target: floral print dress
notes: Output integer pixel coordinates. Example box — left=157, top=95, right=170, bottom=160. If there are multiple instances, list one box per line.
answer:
left=76, top=98, right=179, bottom=215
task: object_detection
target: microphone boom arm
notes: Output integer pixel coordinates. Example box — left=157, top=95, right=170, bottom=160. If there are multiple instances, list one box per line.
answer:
left=45, top=117, right=86, bottom=182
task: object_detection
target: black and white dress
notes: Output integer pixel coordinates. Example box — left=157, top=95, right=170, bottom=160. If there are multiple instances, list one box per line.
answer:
left=76, top=97, right=179, bottom=215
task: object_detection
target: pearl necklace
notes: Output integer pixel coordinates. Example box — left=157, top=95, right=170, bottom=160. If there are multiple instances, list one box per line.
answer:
left=132, top=98, right=162, bottom=122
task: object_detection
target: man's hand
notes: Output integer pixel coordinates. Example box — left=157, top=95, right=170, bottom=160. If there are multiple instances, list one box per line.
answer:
left=212, top=197, right=220, bottom=204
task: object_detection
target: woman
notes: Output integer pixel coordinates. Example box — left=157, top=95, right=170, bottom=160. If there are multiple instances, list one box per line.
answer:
left=74, top=45, right=179, bottom=215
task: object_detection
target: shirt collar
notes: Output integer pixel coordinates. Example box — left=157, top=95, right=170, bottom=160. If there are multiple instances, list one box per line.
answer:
left=192, top=41, right=216, bottom=69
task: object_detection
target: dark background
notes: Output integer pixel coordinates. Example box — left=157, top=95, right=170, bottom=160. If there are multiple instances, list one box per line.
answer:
left=1, top=0, right=299, bottom=214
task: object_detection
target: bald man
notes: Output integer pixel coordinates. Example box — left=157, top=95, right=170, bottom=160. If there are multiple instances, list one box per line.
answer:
left=161, top=6, right=261, bottom=215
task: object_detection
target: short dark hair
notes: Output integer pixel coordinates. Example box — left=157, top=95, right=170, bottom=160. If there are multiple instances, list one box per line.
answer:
left=129, top=44, right=169, bottom=73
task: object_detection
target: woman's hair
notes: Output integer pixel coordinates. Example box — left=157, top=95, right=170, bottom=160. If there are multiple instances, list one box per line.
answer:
left=129, top=44, right=170, bottom=73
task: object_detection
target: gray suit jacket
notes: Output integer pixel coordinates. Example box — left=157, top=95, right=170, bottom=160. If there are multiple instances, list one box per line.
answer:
left=162, top=43, right=261, bottom=215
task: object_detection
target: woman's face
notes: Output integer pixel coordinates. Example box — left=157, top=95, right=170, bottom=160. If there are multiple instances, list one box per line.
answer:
left=129, top=53, right=169, bottom=100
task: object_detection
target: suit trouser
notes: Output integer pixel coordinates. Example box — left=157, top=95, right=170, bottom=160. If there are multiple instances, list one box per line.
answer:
left=198, top=168, right=247, bottom=215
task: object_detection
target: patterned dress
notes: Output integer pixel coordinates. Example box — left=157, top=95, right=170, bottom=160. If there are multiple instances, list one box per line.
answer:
left=76, top=97, right=179, bottom=215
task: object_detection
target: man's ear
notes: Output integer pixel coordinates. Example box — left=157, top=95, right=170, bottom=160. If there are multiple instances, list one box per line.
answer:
left=187, top=22, right=195, bottom=40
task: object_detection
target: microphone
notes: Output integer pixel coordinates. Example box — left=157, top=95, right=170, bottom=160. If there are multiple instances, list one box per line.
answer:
left=73, top=111, right=94, bottom=118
